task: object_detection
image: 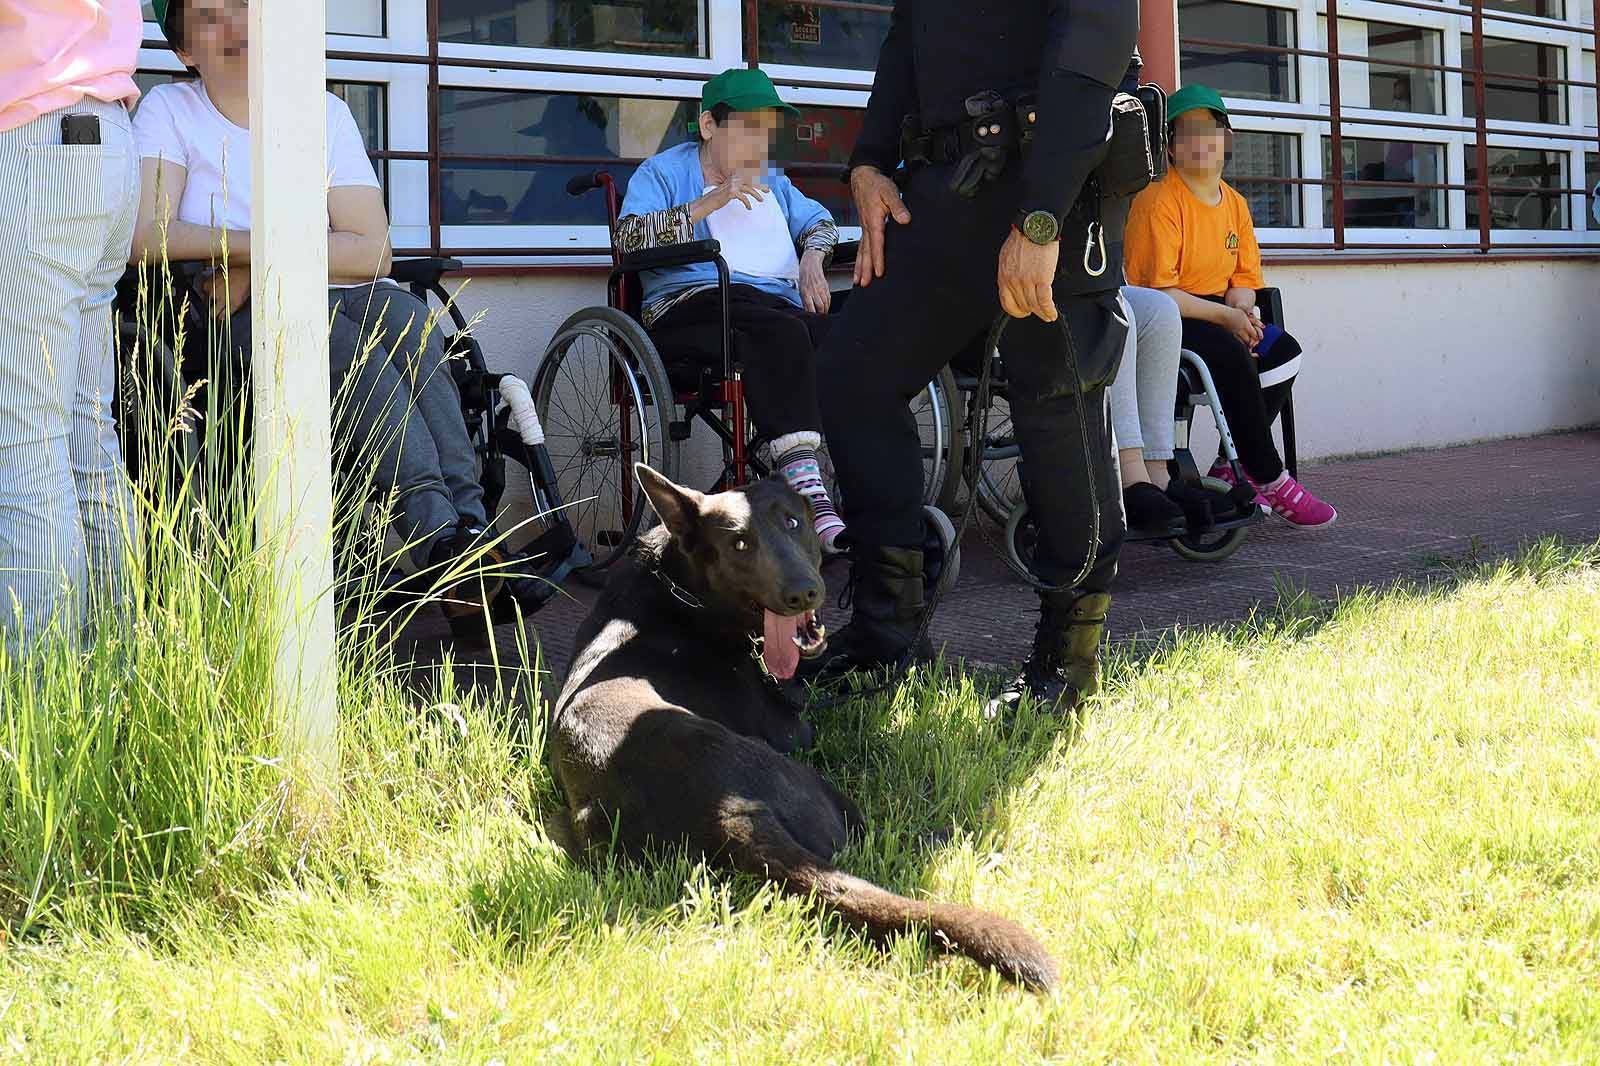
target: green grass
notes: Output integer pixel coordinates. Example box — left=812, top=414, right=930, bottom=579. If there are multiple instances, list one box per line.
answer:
left=2, top=533, right=1597, bottom=1062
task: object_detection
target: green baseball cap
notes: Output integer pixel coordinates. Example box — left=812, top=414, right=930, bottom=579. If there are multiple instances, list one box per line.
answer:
left=1166, top=84, right=1231, bottom=128
left=699, top=68, right=800, bottom=118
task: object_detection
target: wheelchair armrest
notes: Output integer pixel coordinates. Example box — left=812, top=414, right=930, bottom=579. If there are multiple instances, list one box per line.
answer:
left=617, top=239, right=723, bottom=274
left=388, top=256, right=463, bottom=288
left=1255, top=287, right=1284, bottom=327
left=830, top=239, right=859, bottom=268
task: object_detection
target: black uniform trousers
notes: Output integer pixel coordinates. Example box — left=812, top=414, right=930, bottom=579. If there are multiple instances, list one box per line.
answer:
left=817, top=164, right=1128, bottom=595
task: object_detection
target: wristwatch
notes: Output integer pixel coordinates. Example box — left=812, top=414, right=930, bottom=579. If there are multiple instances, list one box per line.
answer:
left=1015, top=209, right=1061, bottom=245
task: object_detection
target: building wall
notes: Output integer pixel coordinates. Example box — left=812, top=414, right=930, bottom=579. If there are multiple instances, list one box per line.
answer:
left=451, top=258, right=1599, bottom=482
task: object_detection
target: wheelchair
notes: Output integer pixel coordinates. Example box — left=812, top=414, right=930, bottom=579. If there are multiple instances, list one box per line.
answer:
left=954, top=287, right=1300, bottom=571
left=533, top=170, right=961, bottom=592
left=113, top=256, right=592, bottom=623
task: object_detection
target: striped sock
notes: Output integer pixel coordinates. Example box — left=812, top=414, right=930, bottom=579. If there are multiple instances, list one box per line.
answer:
left=779, top=447, right=846, bottom=552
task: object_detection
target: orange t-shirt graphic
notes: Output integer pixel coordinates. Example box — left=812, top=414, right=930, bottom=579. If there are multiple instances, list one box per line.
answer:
left=1123, top=170, right=1266, bottom=297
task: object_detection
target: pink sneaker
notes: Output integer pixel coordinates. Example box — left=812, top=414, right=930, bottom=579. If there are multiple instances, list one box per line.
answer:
left=1260, top=474, right=1337, bottom=529
left=1207, top=461, right=1269, bottom=508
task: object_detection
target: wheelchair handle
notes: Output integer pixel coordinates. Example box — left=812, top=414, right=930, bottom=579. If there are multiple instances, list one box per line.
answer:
left=566, top=170, right=610, bottom=197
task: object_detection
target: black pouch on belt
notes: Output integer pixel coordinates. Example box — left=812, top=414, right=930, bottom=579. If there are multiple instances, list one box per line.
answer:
left=949, top=90, right=1016, bottom=198
left=1094, top=92, right=1157, bottom=199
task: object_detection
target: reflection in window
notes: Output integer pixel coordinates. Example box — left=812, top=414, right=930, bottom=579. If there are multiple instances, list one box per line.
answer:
left=1179, top=0, right=1298, bottom=103
left=141, top=0, right=384, bottom=36
left=1322, top=137, right=1445, bottom=229
left=757, top=0, right=891, bottom=72
left=1462, top=37, right=1566, bottom=125
left=772, top=105, right=862, bottom=226
left=437, top=90, right=697, bottom=225
left=1466, top=148, right=1568, bottom=230
left=1228, top=130, right=1300, bottom=227
left=438, top=0, right=702, bottom=58
left=1480, top=0, right=1562, bottom=18
left=1319, top=19, right=1442, bottom=114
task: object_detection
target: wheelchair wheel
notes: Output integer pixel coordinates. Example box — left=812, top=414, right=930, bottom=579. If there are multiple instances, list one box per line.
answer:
left=816, top=366, right=961, bottom=514
left=923, top=503, right=961, bottom=599
left=533, top=306, right=679, bottom=572
left=1167, top=476, right=1250, bottom=563
left=1003, top=501, right=1037, bottom=578
left=970, top=391, right=1022, bottom=525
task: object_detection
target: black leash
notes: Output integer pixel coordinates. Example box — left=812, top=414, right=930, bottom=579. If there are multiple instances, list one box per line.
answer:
left=806, top=308, right=1105, bottom=708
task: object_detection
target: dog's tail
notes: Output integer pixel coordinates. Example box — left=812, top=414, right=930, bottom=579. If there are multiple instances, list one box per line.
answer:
left=729, top=815, right=1058, bottom=993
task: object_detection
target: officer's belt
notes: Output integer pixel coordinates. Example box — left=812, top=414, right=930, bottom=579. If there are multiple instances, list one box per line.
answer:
left=899, top=98, right=1037, bottom=168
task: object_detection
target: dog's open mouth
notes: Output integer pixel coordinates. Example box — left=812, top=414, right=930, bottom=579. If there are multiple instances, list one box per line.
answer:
left=761, top=609, right=827, bottom=680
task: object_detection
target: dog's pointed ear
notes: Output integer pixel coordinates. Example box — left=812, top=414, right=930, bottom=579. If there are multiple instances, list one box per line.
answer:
left=636, top=463, right=703, bottom=539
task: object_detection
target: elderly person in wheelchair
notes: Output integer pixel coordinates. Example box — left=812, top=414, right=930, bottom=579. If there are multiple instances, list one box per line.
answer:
left=130, top=0, right=515, bottom=627
left=615, top=68, right=847, bottom=552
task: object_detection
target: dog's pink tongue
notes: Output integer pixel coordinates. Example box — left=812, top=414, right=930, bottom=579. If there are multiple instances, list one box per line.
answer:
left=762, top=610, right=802, bottom=680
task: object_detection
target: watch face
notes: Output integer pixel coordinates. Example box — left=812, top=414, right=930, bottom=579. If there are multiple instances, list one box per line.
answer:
left=1022, top=210, right=1058, bottom=244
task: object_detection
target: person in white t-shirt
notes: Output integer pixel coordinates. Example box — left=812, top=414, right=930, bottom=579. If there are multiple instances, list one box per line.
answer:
left=130, top=0, right=505, bottom=626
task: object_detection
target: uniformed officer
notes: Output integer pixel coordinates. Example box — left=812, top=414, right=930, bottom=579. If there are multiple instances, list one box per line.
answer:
left=810, top=1, right=1142, bottom=717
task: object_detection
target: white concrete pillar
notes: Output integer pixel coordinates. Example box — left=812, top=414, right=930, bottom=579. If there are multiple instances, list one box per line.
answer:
left=249, top=0, right=338, bottom=792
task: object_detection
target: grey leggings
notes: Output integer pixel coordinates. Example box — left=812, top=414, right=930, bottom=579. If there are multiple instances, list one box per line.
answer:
left=1109, top=285, right=1183, bottom=462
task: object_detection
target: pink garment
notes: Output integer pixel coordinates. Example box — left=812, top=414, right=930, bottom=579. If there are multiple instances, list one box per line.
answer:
left=0, top=0, right=142, bottom=134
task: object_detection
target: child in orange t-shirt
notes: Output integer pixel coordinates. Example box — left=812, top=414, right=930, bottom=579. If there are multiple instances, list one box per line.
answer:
left=1125, top=85, right=1336, bottom=529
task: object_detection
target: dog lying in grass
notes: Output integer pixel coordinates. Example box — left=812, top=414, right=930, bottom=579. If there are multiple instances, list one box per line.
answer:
left=548, top=465, right=1057, bottom=991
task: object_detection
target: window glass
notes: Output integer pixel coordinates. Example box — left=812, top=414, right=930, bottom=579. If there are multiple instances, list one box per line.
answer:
left=1466, top=147, right=1568, bottom=230
left=438, top=0, right=703, bottom=58
left=1462, top=37, right=1566, bottom=125
left=757, top=0, right=892, bottom=72
left=772, top=105, right=861, bottom=226
left=1228, top=130, right=1300, bottom=227
left=141, top=1, right=383, bottom=36
left=1318, top=19, right=1443, bottom=114
left=1322, top=137, right=1445, bottom=228
left=1178, top=0, right=1298, bottom=103
left=1587, top=153, right=1599, bottom=226
left=1481, top=0, right=1562, bottom=19
left=437, top=90, right=697, bottom=225
left=1582, top=52, right=1595, bottom=130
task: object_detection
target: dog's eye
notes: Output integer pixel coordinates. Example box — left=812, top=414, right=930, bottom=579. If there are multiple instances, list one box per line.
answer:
left=732, top=537, right=749, bottom=552
left=784, top=515, right=800, bottom=531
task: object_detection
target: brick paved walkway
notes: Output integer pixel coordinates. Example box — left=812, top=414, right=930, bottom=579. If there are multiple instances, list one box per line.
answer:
left=398, top=429, right=1600, bottom=693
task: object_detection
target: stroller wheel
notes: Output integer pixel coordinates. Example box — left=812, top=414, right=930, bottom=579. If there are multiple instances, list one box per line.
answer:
left=1168, top=476, right=1251, bottom=563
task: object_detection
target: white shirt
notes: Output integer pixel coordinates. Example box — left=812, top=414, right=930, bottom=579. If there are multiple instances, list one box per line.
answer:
left=132, top=81, right=379, bottom=233
left=701, top=184, right=800, bottom=283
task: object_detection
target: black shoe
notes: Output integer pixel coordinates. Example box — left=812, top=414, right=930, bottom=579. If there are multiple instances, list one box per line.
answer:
left=1164, top=479, right=1217, bottom=533
left=983, top=591, right=1110, bottom=721
left=427, top=523, right=506, bottom=642
left=802, top=544, right=932, bottom=681
left=1124, top=482, right=1187, bottom=537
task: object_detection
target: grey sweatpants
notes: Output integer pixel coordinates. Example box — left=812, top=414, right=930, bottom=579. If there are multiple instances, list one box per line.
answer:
left=0, top=99, right=140, bottom=658
left=226, top=283, right=486, bottom=568
left=1109, top=285, right=1183, bottom=462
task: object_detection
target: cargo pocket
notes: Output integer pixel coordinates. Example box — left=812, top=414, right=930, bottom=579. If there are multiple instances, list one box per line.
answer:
left=26, top=144, right=117, bottom=278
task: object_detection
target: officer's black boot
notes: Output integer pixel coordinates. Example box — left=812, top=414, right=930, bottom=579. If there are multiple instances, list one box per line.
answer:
left=982, top=591, right=1110, bottom=720
left=804, top=545, right=932, bottom=679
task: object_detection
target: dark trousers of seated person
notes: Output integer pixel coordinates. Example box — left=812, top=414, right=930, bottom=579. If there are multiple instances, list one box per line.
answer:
left=196, top=283, right=485, bottom=569
left=648, top=285, right=831, bottom=439
left=1179, top=317, right=1301, bottom=485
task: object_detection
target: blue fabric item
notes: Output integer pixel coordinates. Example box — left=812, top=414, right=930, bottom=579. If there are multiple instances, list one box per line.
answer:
left=1256, top=322, right=1286, bottom=358
left=621, top=142, right=831, bottom=311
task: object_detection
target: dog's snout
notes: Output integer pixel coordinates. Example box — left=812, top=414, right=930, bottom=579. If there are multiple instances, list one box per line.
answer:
left=785, top=582, right=822, bottom=613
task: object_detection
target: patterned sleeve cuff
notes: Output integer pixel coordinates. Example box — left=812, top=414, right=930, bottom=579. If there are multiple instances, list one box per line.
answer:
left=614, top=204, right=695, bottom=255
left=798, top=219, right=839, bottom=268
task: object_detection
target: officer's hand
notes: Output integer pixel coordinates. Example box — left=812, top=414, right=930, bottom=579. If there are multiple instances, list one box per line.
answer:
left=850, top=166, right=911, bottom=287
left=799, top=249, right=831, bottom=314
left=997, top=228, right=1059, bottom=322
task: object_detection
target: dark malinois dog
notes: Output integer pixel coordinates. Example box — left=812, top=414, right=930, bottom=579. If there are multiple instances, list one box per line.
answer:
left=548, top=465, right=1058, bottom=991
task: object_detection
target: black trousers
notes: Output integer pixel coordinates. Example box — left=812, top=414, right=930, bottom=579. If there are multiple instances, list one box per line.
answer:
left=1179, top=317, right=1300, bottom=484
left=649, top=285, right=831, bottom=440
left=817, top=164, right=1128, bottom=595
